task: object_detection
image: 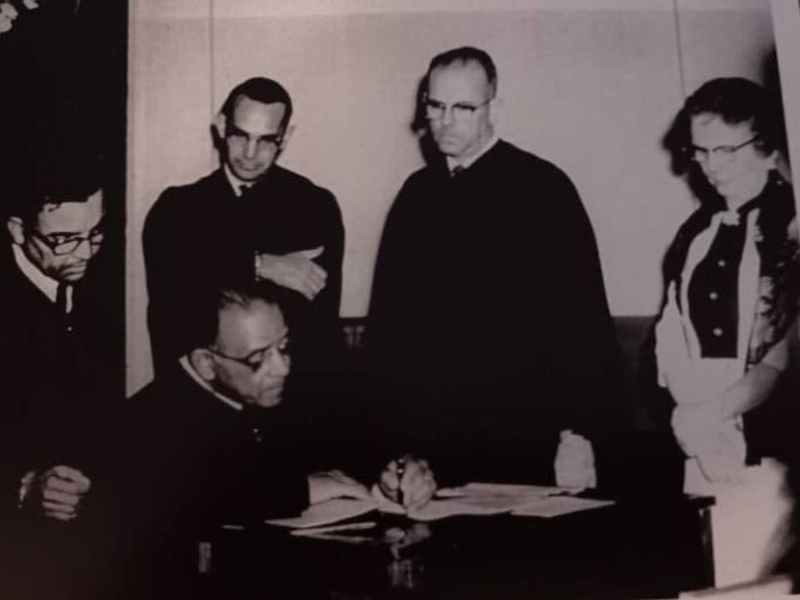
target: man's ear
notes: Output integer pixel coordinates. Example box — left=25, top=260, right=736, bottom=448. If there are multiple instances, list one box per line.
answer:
left=279, top=124, right=296, bottom=152
left=766, top=149, right=779, bottom=170
left=189, top=348, right=217, bottom=383
left=7, top=216, right=25, bottom=245
left=487, top=95, right=502, bottom=127
left=212, top=112, right=227, bottom=140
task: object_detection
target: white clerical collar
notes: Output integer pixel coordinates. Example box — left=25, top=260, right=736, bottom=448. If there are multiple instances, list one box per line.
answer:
left=180, top=355, right=244, bottom=411
left=11, top=243, right=72, bottom=310
left=223, top=165, right=257, bottom=198
left=446, top=134, right=500, bottom=174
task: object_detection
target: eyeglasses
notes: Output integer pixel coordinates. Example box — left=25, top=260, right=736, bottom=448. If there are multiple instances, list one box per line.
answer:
left=28, top=228, right=105, bottom=255
left=689, top=136, right=760, bottom=165
left=208, top=335, right=291, bottom=373
left=423, top=97, right=492, bottom=121
left=225, top=126, right=283, bottom=152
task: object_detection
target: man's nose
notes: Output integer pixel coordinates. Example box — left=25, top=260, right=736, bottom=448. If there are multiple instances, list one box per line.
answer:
left=440, top=107, right=455, bottom=126
left=73, top=238, right=93, bottom=260
left=266, top=350, right=290, bottom=376
left=244, top=138, right=258, bottom=159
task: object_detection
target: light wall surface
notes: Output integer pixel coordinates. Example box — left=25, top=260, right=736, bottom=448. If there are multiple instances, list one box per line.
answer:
left=128, top=0, right=779, bottom=394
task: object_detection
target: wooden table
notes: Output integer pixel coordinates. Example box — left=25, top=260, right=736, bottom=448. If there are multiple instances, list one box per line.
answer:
left=202, top=495, right=714, bottom=599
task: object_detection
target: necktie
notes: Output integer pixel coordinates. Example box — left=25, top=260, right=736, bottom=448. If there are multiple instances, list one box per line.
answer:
left=56, top=283, right=70, bottom=315
left=238, top=183, right=252, bottom=197
left=450, top=165, right=464, bottom=177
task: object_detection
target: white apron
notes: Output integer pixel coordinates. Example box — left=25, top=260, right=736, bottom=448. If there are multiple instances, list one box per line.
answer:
left=655, top=210, right=792, bottom=587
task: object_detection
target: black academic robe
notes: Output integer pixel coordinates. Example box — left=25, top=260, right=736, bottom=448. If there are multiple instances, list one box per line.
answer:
left=367, top=140, right=631, bottom=487
left=143, top=166, right=345, bottom=380
left=119, top=364, right=310, bottom=596
left=0, top=243, right=122, bottom=599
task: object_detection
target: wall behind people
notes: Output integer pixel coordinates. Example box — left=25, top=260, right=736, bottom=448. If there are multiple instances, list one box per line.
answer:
left=127, top=0, right=778, bottom=394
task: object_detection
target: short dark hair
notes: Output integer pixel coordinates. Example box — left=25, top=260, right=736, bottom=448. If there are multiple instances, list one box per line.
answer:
left=427, top=47, right=498, bottom=96
left=664, top=77, right=785, bottom=173
left=220, top=77, right=293, bottom=131
left=6, top=151, right=103, bottom=225
left=193, top=281, right=288, bottom=350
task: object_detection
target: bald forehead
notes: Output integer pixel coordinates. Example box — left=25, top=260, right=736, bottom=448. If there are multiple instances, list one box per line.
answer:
left=430, top=59, right=489, bottom=80
left=216, top=300, right=285, bottom=352
left=428, top=62, right=494, bottom=101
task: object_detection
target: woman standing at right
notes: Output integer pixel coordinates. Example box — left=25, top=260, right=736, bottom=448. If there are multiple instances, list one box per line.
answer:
left=654, top=78, right=800, bottom=587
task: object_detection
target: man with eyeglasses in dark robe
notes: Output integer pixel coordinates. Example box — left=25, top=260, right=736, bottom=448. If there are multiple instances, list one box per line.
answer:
left=369, top=47, right=632, bottom=505
left=0, top=161, right=122, bottom=599
left=120, top=281, right=370, bottom=598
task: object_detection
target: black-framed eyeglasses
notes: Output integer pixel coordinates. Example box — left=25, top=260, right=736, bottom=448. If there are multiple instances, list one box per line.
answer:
left=689, top=136, right=760, bottom=164
left=28, top=227, right=105, bottom=256
left=208, top=335, right=291, bottom=373
left=423, top=96, right=492, bottom=121
left=225, top=125, right=283, bottom=152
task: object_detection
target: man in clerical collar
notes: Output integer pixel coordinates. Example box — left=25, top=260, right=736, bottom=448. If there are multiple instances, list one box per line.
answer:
left=124, top=281, right=370, bottom=593
left=7, top=187, right=104, bottom=318
left=369, top=46, right=631, bottom=504
left=0, top=164, right=123, bottom=599
left=2, top=178, right=106, bottom=521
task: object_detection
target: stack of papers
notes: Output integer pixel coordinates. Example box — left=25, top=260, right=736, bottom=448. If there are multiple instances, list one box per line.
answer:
left=266, top=498, right=378, bottom=529
left=266, top=482, right=615, bottom=529
left=409, top=482, right=613, bottom=521
left=511, top=496, right=615, bottom=518
left=436, top=482, right=569, bottom=498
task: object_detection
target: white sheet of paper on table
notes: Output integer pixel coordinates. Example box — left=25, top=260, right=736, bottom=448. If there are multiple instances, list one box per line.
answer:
left=510, top=496, right=615, bottom=518
left=265, top=484, right=610, bottom=529
left=436, top=482, right=571, bottom=498
left=266, top=498, right=378, bottom=529
left=408, top=494, right=543, bottom=521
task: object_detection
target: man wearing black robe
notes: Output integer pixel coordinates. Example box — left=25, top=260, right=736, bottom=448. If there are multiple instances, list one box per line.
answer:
left=369, top=47, right=630, bottom=494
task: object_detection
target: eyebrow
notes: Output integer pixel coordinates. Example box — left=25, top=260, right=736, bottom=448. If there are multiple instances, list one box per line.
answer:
left=246, top=330, right=290, bottom=355
left=229, top=125, right=282, bottom=140
left=43, top=218, right=106, bottom=238
left=425, top=97, right=489, bottom=111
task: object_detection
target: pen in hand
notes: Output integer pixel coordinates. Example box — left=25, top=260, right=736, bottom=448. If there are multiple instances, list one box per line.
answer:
left=395, top=457, right=406, bottom=507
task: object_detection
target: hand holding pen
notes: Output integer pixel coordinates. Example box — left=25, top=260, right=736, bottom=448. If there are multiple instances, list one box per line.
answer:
left=378, top=455, right=438, bottom=511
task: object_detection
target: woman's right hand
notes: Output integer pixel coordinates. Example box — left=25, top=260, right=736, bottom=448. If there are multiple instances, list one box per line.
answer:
left=671, top=400, right=724, bottom=457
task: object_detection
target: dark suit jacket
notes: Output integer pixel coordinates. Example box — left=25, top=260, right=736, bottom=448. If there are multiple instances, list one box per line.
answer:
left=143, top=166, right=345, bottom=379
left=0, top=243, right=122, bottom=599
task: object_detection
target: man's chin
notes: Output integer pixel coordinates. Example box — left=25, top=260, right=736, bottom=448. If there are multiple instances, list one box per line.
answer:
left=232, top=164, right=268, bottom=181
left=253, top=391, right=283, bottom=408
left=60, top=267, right=88, bottom=282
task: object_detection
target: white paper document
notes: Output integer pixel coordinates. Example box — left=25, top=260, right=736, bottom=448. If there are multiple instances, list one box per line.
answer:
left=437, top=482, right=571, bottom=498
left=408, top=494, right=543, bottom=521
left=510, top=496, right=615, bottom=518
left=266, top=498, right=378, bottom=529
left=266, top=483, right=614, bottom=529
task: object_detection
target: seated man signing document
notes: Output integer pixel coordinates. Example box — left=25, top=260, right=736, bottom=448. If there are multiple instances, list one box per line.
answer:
left=121, top=282, right=370, bottom=595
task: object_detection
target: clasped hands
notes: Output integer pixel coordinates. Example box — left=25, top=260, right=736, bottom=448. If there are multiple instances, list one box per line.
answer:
left=671, top=399, right=745, bottom=483
left=255, top=246, right=327, bottom=301
left=20, top=465, right=91, bottom=522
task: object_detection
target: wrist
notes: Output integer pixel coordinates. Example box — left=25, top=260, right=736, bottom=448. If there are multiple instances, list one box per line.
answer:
left=254, top=252, right=262, bottom=281
left=254, top=252, right=275, bottom=282
left=17, top=470, right=36, bottom=510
